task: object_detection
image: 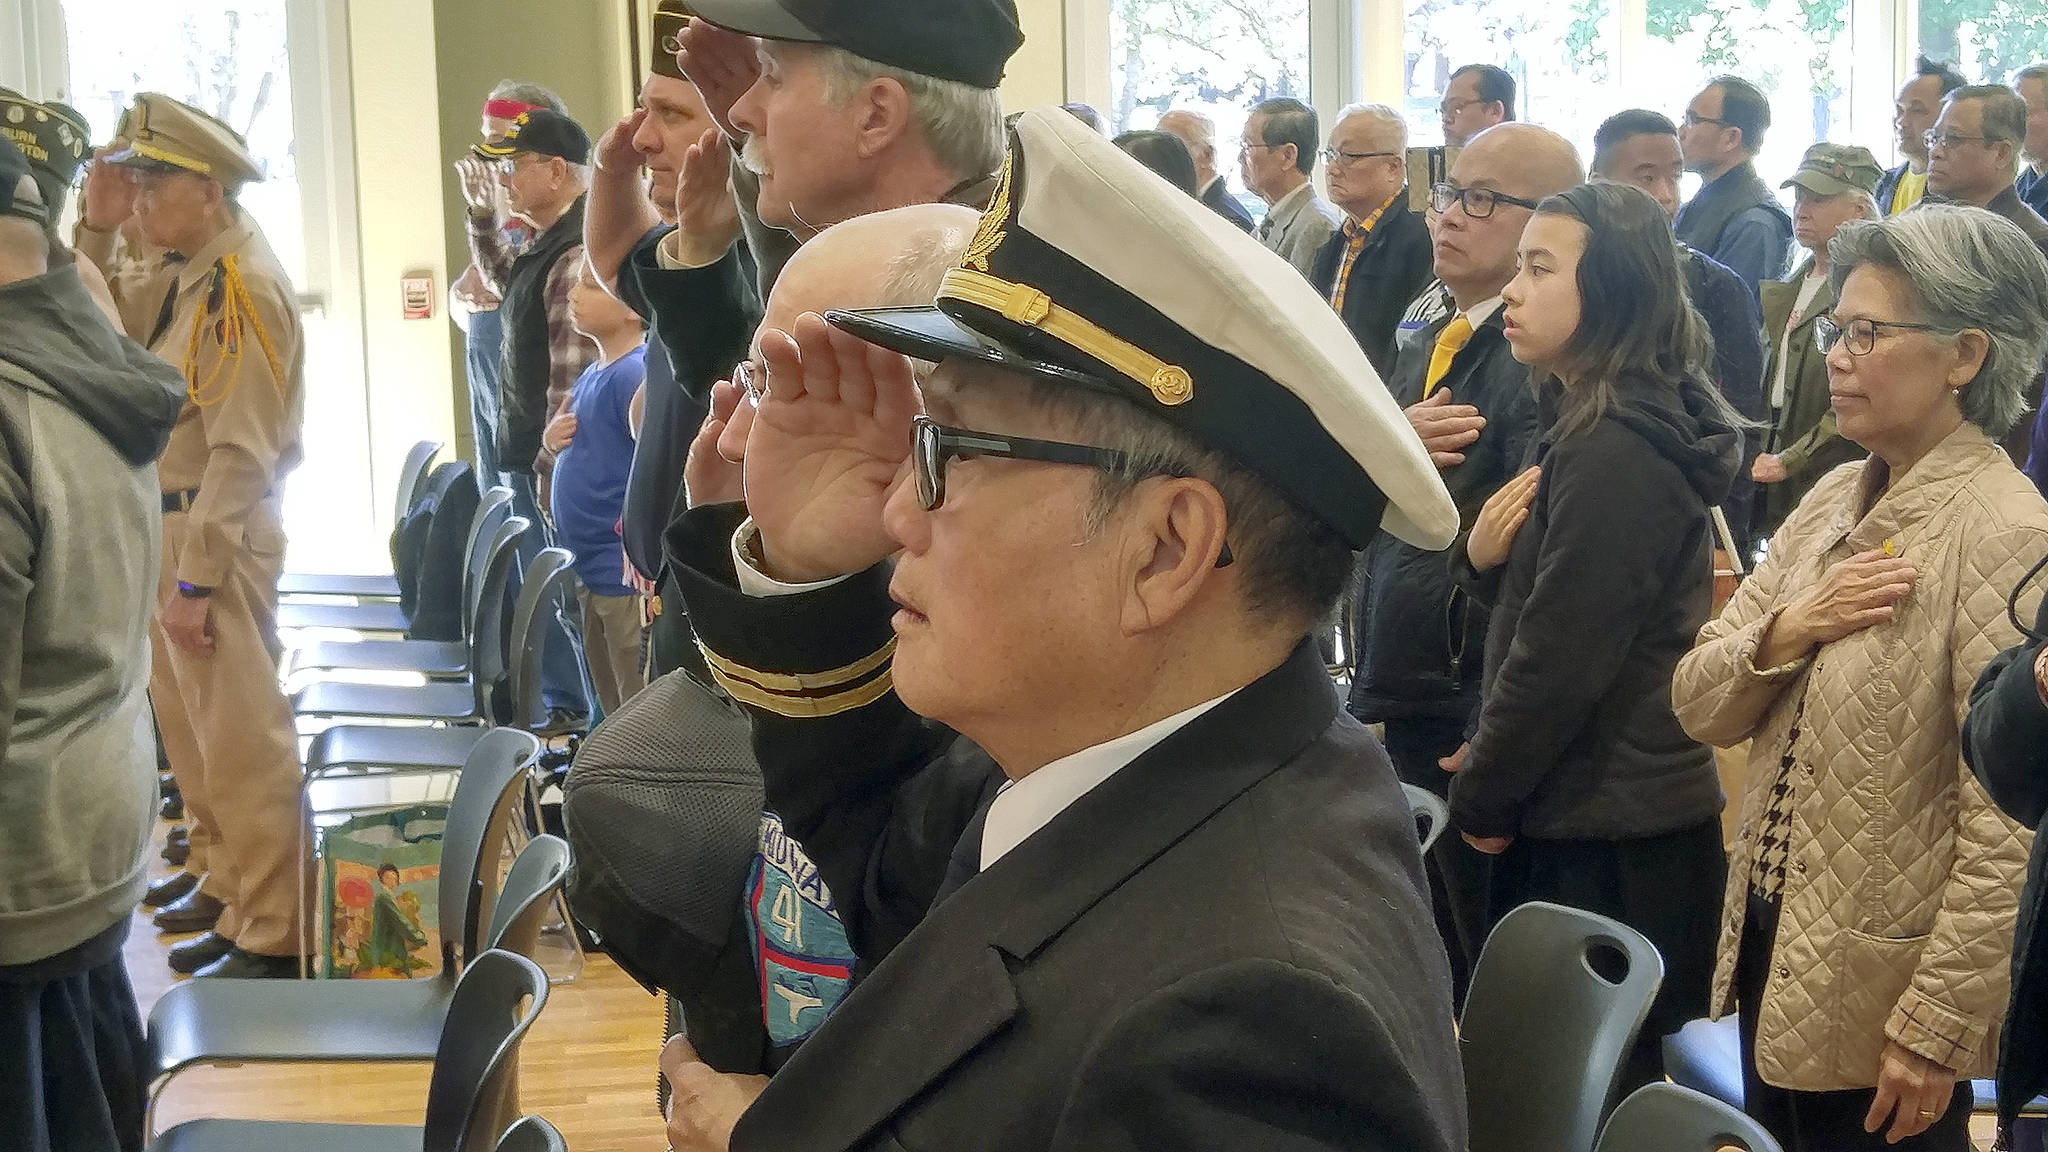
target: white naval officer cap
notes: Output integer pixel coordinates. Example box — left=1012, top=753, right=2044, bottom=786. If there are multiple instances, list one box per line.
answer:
left=826, top=106, right=1459, bottom=552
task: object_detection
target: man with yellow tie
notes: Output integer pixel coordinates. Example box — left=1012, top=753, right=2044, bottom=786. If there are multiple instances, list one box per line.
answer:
left=1343, top=121, right=1582, bottom=1005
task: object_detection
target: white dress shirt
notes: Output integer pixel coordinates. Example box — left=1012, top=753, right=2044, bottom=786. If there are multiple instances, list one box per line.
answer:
left=979, top=691, right=1237, bottom=869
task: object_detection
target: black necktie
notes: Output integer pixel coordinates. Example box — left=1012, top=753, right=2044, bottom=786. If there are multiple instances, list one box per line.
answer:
left=931, top=798, right=995, bottom=908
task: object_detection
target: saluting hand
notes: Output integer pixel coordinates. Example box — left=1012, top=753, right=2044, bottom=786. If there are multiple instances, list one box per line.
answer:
left=674, top=18, right=762, bottom=142
left=661, top=1033, right=768, bottom=1152
left=596, top=108, right=648, bottom=176
left=81, top=151, right=137, bottom=232
left=1467, top=466, right=1540, bottom=573
left=667, top=126, right=744, bottom=269
left=1406, top=388, right=1486, bottom=469
left=685, top=378, right=752, bottom=509
left=453, top=155, right=498, bottom=215
left=542, top=412, right=578, bottom=454
left=744, top=313, right=918, bottom=583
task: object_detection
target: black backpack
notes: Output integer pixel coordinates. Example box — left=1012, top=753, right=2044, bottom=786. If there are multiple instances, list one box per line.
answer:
left=388, top=462, right=476, bottom=640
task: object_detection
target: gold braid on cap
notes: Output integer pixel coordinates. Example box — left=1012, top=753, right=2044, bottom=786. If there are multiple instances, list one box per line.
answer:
left=183, top=253, right=286, bottom=407
left=939, top=268, right=1193, bottom=406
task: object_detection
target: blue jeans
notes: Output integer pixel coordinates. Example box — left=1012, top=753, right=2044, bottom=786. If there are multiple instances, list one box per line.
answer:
left=464, top=308, right=506, bottom=497
left=504, top=474, right=591, bottom=718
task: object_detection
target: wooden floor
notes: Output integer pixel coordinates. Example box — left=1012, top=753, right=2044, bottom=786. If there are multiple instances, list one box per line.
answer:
left=127, top=814, right=669, bottom=1151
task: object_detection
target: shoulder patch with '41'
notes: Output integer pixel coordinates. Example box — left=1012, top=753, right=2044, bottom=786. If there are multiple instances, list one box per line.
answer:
left=748, top=811, right=856, bottom=1049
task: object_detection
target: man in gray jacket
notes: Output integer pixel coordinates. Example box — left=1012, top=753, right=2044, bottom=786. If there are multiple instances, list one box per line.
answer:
left=0, top=133, right=185, bottom=1151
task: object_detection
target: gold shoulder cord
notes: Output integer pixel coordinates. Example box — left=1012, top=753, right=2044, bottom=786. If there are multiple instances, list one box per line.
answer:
left=182, top=253, right=287, bottom=407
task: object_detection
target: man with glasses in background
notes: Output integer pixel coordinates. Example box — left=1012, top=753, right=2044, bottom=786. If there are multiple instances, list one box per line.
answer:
left=2017, top=64, right=2048, bottom=220
left=1241, top=97, right=1340, bottom=281
left=471, top=106, right=598, bottom=726
left=1311, top=104, right=1431, bottom=378
left=1157, top=108, right=1257, bottom=233
left=1676, top=75, right=1792, bottom=301
left=1345, top=121, right=1581, bottom=1006
left=1927, top=83, right=2048, bottom=486
left=1439, top=64, right=1515, bottom=148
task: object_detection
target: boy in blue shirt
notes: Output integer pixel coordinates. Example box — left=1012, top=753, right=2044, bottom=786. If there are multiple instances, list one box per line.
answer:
left=542, top=257, right=648, bottom=714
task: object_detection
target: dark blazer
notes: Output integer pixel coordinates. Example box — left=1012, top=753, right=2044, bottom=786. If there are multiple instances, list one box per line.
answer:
left=1310, top=203, right=1434, bottom=380
left=1963, top=572, right=2048, bottom=1143
left=1200, top=176, right=1257, bottom=233
left=1347, top=310, right=1539, bottom=739
left=668, top=504, right=1468, bottom=1152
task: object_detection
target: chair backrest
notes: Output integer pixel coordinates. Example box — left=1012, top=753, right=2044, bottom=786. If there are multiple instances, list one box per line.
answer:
left=393, top=439, right=445, bottom=525
left=434, top=729, right=545, bottom=972
left=507, top=548, right=579, bottom=733
left=1403, top=783, right=1448, bottom=853
left=493, top=1115, right=567, bottom=1152
left=470, top=518, right=531, bottom=720
left=484, top=834, right=572, bottom=960
left=459, top=489, right=517, bottom=642
left=1460, top=901, right=1664, bottom=1152
left=1594, top=1083, right=1783, bottom=1152
left=419, top=949, right=551, bottom=1152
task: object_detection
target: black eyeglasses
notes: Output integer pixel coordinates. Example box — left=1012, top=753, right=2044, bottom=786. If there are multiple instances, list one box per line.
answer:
left=1814, top=315, right=1955, bottom=356
left=1681, top=111, right=1731, bottom=128
left=1431, top=183, right=1540, bottom=219
left=912, top=416, right=1232, bottom=565
left=1320, top=148, right=1398, bottom=166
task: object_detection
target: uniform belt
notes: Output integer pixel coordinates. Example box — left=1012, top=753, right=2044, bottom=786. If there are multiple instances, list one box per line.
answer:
left=162, top=488, right=200, bottom=514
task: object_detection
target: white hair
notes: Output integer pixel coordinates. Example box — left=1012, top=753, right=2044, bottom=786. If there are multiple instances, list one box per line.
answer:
left=1333, top=103, right=1408, bottom=151
left=814, top=46, right=1004, bottom=182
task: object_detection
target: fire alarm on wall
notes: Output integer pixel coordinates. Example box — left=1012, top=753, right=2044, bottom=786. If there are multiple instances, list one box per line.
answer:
left=401, top=273, right=434, bottom=320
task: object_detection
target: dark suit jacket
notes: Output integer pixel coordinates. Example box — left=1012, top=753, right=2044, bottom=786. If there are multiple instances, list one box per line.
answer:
left=1310, top=203, right=1434, bottom=380
left=1201, top=176, right=1257, bottom=233
left=668, top=504, right=1468, bottom=1152
left=1875, top=162, right=1912, bottom=216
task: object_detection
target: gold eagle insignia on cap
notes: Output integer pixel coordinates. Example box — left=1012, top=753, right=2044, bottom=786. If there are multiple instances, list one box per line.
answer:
left=962, top=150, right=1011, bottom=272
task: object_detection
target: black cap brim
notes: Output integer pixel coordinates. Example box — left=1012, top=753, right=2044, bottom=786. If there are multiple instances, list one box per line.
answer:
left=683, top=0, right=825, bottom=43
left=824, top=307, right=1123, bottom=396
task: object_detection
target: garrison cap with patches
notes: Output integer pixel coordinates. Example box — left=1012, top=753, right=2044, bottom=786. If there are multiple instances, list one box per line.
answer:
left=0, top=89, right=91, bottom=199
left=106, top=93, right=262, bottom=185
left=1781, top=142, right=1883, bottom=198
left=0, top=130, right=48, bottom=225
left=828, top=107, right=1459, bottom=551
left=473, top=108, right=592, bottom=165
left=684, top=0, right=1022, bottom=90
left=651, top=0, right=693, bottom=82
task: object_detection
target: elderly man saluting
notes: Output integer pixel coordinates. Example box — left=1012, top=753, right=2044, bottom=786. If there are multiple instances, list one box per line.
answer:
left=657, top=107, right=1466, bottom=1152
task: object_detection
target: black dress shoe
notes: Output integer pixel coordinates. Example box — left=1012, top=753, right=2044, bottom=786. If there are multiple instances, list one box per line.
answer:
left=160, top=772, right=178, bottom=798
left=161, top=839, right=190, bottom=867
left=159, top=792, right=185, bottom=821
left=141, top=870, right=199, bottom=908
left=166, top=825, right=189, bottom=844
left=193, top=948, right=304, bottom=979
left=167, top=931, right=236, bottom=975
left=152, top=888, right=224, bottom=933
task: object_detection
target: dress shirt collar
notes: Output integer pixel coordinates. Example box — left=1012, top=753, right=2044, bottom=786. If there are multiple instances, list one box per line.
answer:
left=979, top=690, right=1238, bottom=870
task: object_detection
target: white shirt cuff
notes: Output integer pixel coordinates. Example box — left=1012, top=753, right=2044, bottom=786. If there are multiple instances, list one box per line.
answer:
left=731, top=518, right=854, bottom=598
left=655, top=228, right=724, bottom=272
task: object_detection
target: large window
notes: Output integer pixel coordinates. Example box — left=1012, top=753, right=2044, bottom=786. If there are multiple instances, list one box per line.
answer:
left=1920, top=0, right=2048, bottom=84
left=59, top=0, right=374, bottom=573
left=1107, top=0, right=1309, bottom=138
left=1403, top=0, right=1621, bottom=151
left=1634, top=0, right=1852, bottom=201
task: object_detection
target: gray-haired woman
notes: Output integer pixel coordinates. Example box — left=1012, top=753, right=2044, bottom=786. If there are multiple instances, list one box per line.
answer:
left=1674, top=205, right=2048, bottom=1151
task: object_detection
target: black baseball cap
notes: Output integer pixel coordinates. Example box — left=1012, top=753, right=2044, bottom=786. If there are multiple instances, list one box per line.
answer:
left=473, top=108, right=592, bottom=165
left=0, top=131, right=47, bottom=225
left=686, top=0, right=1023, bottom=90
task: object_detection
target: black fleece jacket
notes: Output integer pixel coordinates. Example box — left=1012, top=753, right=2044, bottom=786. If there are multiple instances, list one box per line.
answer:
left=1450, top=373, right=1739, bottom=841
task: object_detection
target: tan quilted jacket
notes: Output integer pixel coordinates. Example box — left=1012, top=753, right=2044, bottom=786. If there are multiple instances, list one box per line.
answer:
left=1673, top=423, right=2047, bottom=1090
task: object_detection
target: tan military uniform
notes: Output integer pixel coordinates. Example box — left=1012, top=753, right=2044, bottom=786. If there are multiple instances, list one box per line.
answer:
left=142, top=209, right=310, bottom=957
left=72, top=222, right=172, bottom=344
